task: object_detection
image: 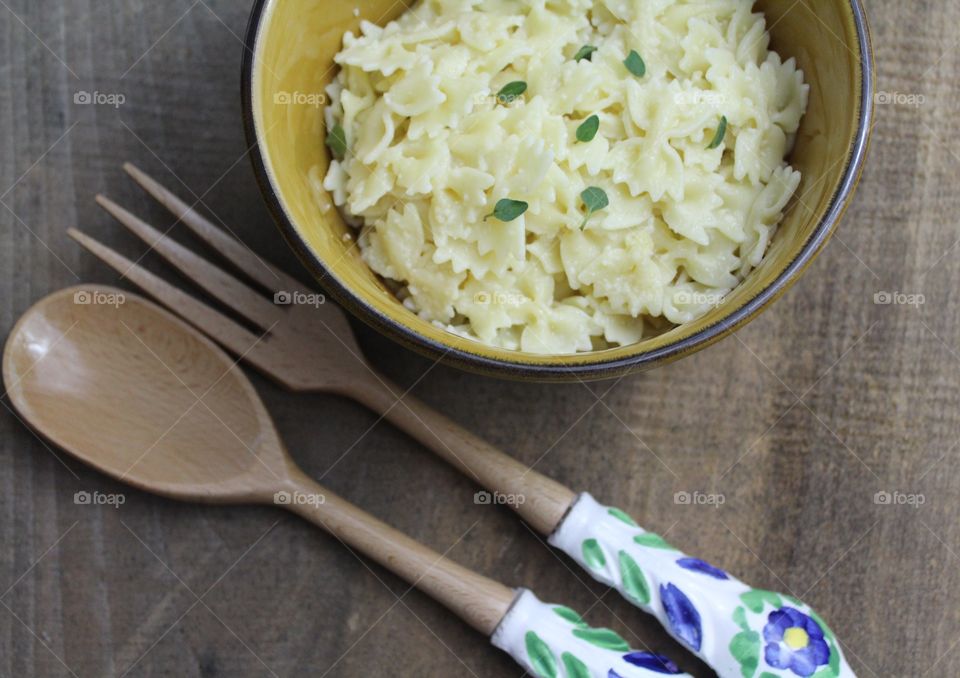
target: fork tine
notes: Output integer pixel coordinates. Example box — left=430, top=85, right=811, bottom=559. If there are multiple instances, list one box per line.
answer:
left=123, top=162, right=305, bottom=295
left=96, top=194, right=283, bottom=331
left=67, top=228, right=272, bottom=365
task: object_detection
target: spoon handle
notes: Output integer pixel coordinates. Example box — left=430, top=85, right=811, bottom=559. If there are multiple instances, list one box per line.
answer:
left=347, top=374, right=577, bottom=535
left=284, top=473, right=691, bottom=677
left=284, top=471, right=514, bottom=635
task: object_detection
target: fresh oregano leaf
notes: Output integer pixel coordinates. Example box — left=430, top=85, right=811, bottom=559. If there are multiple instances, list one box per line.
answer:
left=623, top=50, right=646, bottom=77
left=484, top=198, right=528, bottom=222
left=325, top=123, right=347, bottom=161
left=572, top=627, right=631, bottom=652
left=561, top=652, right=591, bottom=678
left=574, top=45, right=598, bottom=62
left=576, top=115, right=600, bottom=143
left=525, top=631, right=558, bottom=678
left=707, top=115, right=728, bottom=149
left=580, top=186, right=609, bottom=227
left=582, top=538, right=606, bottom=569
left=496, top=81, right=527, bottom=104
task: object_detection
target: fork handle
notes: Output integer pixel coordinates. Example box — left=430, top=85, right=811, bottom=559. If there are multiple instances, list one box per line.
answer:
left=347, top=373, right=576, bottom=535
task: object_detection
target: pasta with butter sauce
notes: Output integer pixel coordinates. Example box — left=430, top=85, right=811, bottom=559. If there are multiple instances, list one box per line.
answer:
left=322, top=0, right=808, bottom=353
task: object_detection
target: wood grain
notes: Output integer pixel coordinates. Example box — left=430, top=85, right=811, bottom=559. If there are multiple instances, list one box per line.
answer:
left=1, top=0, right=958, bottom=676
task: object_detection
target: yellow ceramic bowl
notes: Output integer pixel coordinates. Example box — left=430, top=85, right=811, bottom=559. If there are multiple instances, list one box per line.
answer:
left=242, top=0, right=874, bottom=381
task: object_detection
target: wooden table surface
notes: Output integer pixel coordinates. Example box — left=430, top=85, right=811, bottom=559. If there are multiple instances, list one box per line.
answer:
left=0, top=1, right=956, bottom=676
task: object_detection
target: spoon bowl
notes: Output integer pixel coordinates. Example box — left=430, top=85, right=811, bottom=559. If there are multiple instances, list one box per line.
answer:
left=2, top=284, right=516, bottom=636
left=3, top=285, right=291, bottom=502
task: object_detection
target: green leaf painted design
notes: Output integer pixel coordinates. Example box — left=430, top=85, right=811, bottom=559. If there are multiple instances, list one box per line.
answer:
left=572, top=627, right=631, bottom=651
left=574, top=45, right=598, bottom=62
left=740, top=589, right=783, bottom=613
left=632, top=532, right=676, bottom=550
left=325, top=124, right=347, bottom=161
left=525, top=631, right=558, bottom=678
left=553, top=606, right=588, bottom=628
left=623, top=50, right=646, bottom=77
left=608, top=507, right=638, bottom=527
left=582, top=539, right=606, bottom=569
left=575, top=115, right=600, bottom=142
left=561, top=652, right=591, bottom=678
left=760, top=673, right=779, bottom=678
left=732, top=605, right=749, bottom=632
left=618, top=550, right=650, bottom=605
left=707, top=115, right=728, bottom=149
left=729, top=629, right=760, bottom=678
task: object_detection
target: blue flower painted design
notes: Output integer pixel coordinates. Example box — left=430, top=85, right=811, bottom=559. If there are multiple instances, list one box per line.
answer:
left=676, top=557, right=729, bottom=580
left=623, top=651, right=681, bottom=674
left=659, top=583, right=702, bottom=651
left=763, top=607, right=830, bottom=677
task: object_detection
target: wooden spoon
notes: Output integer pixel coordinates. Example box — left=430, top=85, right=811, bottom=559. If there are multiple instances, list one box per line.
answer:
left=1, top=285, right=691, bottom=678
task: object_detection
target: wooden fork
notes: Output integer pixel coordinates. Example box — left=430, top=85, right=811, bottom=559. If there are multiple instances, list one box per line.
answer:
left=69, top=163, right=577, bottom=537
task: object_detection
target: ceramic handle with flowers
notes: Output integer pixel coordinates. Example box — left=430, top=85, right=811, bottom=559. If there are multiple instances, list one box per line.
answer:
left=494, top=588, right=692, bottom=678
left=548, top=494, right=854, bottom=678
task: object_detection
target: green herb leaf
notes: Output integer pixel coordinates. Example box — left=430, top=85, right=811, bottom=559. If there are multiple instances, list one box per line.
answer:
left=580, top=186, right=609, bottom=227
left=618, top=550, right=651, bottom=605
left=574, top=45, right=598, bottom=62
left=623, top=50, right=646, bottom=77
left=484, top=198, right=528, bottom=222
left=496, top=81, right=528, bottom=104
left=575, top=114, right=600, bottom=143
left=561, top=652, right=591, bottom=678
left=571, top=627, right=631, bottom=652
left=707, top=115, right=728, bottom=149
left=525, top=631, right=558, bottom=678
left=582, top=538, right=606, bottom=569
left=325, top=123, right=347, bottom=161
left=553, top=606, right=588, bottom=628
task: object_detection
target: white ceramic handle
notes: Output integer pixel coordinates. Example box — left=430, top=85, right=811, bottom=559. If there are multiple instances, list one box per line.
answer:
left=493, top=588, right=691, bottom=677
left=548, top=494, right=855, bottom=678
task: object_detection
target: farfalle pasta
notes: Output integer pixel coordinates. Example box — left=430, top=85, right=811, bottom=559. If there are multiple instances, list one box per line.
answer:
left=322, top=0, right=808, bottom=354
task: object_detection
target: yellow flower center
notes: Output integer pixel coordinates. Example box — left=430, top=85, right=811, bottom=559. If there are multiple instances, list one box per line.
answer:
left=784, top=627, right=810, bottom=650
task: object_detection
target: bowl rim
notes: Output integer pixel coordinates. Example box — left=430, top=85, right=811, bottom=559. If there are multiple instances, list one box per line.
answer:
left=241, top=0, right=875, bottom=381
